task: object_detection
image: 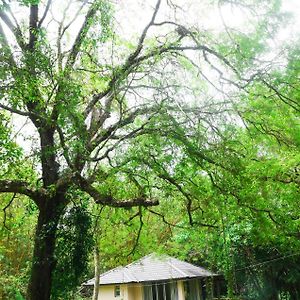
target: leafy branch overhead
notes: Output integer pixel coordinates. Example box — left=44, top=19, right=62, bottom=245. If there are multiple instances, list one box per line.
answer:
left=0, top=0, right=245, bottom=206
left=0, top=0, right=299, bottom=299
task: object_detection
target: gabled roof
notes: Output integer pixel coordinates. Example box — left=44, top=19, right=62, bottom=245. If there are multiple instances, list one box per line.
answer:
left=84, top=253, right=217, bottom=286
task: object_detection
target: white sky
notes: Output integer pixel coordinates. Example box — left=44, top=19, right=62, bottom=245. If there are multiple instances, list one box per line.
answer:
left=116, top=0, right=300, bottom=38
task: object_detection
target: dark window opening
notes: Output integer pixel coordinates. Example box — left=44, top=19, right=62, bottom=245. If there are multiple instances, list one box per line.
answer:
left=144, top=282, right=178, bottom=300
left=114, top=285, right=120, bottom=297
left=184, top=279, right=201, bottom=300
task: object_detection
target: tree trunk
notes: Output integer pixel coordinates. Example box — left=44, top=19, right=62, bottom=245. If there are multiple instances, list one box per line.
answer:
left=27, top=199, right=63, bottom=300
left=92, top=245, right=101, bottom=300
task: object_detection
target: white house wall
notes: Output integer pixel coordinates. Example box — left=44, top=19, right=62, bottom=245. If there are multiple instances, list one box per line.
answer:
left=128, top=283, right=143, bottom=299
left=97, top=280, right=198, bottom=300
left=97, top=284, right=144, bottom=300
left=98, top=284, right=127, bottom=300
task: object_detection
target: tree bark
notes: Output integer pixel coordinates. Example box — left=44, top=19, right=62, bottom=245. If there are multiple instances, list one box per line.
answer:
left=92, top=245, right=100, bottom=300
left=39, top=128, right=59, bottom=187
left=27, top=198, right=63, bottom=300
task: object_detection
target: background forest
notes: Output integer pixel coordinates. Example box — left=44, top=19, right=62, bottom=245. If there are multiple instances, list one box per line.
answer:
left=0, top=0, right=299, bottom=299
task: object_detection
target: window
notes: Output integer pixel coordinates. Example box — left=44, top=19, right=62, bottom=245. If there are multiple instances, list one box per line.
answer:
left=143, top=282, right=178, bottom=300
left=114, top=285, right=121, bottom=297
left=156, top=284, right=164, bottom=299
left=184, top=279, right=201, bottom=300
left=165, top=283, right=172, bottom=300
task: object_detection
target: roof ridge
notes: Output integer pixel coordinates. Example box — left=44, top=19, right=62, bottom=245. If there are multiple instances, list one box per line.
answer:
left=166, top=259, right=188, bottom=277
left=170, top=257, right=217, bottom=276
left=122, top=267, right=136, bottom=282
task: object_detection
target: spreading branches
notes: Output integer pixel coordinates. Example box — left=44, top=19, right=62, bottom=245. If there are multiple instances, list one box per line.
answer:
left=147, top=208, right=182, bottom=228
left=90, top=119, right=154, bottom=163
left=87, top=40, right=239, bottom=116
left=146, top=208, right=218, bottom=229
left=261, top=78, right=300, bottom=112
left=85, top=0, right=163, bottom=115
left=158, top=172, right=202, bottom=225
left=90, top=104, right=163, bottom=156
left=208, top=171, right=298, bottom=233
left=76, top=175, right=159, bottom=208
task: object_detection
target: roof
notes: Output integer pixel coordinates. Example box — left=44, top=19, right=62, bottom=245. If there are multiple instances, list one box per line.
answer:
left=84, top=253, right=217, bottom=286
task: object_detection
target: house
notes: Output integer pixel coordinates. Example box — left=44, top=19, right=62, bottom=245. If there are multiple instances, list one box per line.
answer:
left=84, top=253, right=221, bottom=300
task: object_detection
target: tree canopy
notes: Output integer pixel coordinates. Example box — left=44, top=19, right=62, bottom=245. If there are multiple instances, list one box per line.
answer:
left=0, top=0, right=299, bottom=299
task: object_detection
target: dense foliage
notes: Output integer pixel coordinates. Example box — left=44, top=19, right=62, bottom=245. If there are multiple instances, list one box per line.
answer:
left=0, top=0, right=299, bottom=299
left=52, top=203, right=93, bottom=299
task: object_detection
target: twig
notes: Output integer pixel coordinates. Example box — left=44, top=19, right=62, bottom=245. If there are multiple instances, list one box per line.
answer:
left=127, top=207, right=143, bottom=256
left=3, top=193, right=17, bottom=230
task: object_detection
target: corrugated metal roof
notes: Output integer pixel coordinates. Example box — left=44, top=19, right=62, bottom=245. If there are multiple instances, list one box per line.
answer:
left=84, top=253, right=217, bottom=286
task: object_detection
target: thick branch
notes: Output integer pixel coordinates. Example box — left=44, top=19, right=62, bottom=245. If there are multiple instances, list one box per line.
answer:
left=38, top=0, right=52, bottom=28
left=65, top=1, right=98, bottom=69
left=25, top=5, right=47, bottom=129
left=0, top=103, right=31, bottom=117
left=0, top=8, right=25, bottom=49
left=29, top=5, right=39, bottom=49
left=76, top=175, right=159, bottom=208
left=0, top=179, right=47, bottom=205
left=127, top=0, right=161, bottom=63
left=0, top=22, right=17, bottom=67
left=39, top=127, right=59, bottom=187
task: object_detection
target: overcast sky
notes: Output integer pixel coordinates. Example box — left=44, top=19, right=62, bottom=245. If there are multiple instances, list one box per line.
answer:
left=115, top=0, right=300, bottom=40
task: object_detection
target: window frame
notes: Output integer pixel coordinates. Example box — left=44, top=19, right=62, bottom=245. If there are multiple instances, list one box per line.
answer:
left=114, top=285, right=121, bottom=297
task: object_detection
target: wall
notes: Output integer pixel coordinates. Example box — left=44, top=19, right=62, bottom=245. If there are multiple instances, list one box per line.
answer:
left=98, top=284, right=144, bottom=300
left=127, top=284, right=143, bottom=299
left=97, top=280, right=206, bottom=300
left=98, top=284, right=128, bottom=300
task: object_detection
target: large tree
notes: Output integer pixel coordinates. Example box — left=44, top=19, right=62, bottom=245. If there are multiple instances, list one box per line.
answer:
left=0, top=0, right=290, bottom=299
